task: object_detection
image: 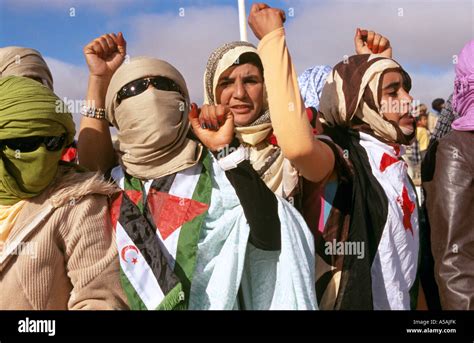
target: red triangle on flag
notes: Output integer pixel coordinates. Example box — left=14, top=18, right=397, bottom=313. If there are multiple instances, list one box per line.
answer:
left=110, top=192, right=123, bottom=230
left=125, top=189, right=142, bottom=207
left=147, top=189, right=209, bottom=240
left=379, top=153, right=400, bottom=172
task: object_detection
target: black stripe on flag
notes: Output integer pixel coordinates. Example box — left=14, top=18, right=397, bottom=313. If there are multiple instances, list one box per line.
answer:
left=150, top=173, right=176, bottom=194
left=118, top=191, right=180, bottom=297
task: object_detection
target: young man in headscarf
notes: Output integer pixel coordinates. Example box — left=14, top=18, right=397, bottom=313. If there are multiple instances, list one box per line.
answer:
left=423, top=39, right=474, bottom=310
left=78, top=33, right=317, bottom=310
left=245, top=3, right=421, bottom=310
left=0, top=76, right=127, bottom=310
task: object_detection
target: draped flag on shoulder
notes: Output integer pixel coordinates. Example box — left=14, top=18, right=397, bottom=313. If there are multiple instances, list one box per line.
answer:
left=109, top=154, right=212, bottom=310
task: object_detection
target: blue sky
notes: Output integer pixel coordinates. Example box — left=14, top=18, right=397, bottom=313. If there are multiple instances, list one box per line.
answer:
left=0, top=0, right=290, bottom=65
left=1, top=0, right=472, bottom=123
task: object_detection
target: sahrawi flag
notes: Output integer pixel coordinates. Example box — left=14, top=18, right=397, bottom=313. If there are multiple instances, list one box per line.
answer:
left=109, top=156, right=212, bottom=310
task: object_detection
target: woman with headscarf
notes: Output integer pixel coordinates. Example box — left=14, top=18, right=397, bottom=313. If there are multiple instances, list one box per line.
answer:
left=200, top=40, right=308, bottom=208
left=423, top=39, right=474, bottom=310
left=0, top=76, right=127, bottom=310
left=78, top=33, right=317, bottom=310
left=247, top=3, right=420, bottom=310
left=199, top=27, right=392, bottom=211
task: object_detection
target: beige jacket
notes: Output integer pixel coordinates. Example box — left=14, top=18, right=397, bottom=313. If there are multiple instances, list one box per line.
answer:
left=0, top=166, right=128, bottom=310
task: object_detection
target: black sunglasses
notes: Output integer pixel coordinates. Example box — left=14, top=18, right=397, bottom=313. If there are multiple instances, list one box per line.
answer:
left=117, top=76, right=183, bottom=104
left=0, top=134, right=67, bottom=153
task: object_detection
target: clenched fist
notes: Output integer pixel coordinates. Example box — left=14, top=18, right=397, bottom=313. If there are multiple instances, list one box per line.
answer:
left=188, top=103, right=235, bottom=152
left=84, top=32, right=127, bottom=80
left=248, top=3, right=286, bottom=40
left=354, top=28, right=392, bottom=58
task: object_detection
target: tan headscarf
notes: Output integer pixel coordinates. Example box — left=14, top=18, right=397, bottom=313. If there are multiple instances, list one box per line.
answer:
left=106, top=57, right=202, bottom=180
left=203, top=42, right=298, bottom=198
left=319, top=54, right=415, bottom=145
left=0, top=47, right=53, bottom=90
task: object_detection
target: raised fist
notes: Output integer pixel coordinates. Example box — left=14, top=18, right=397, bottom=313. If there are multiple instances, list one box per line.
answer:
left=354, top=28, right=392, bottom=58
left=248, top=3, right=286, bottom=40
left=188, top=103, right=235, bottom=152
left=84, top=32, right=127, bottom=80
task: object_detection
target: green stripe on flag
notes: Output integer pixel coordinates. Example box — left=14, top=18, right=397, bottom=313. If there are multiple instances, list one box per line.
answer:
left=174, top=152, right=212, bottom=307
left=123, top=172, right=145, bottom=212
left=120, top=267, right=148, bottom=310
left=156, top=283, right=187, bottom=310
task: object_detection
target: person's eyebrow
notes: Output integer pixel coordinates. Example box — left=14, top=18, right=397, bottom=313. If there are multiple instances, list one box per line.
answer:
left=218, top=76, right=234, bottom=83
left=242, top=74, right=260, bottom=80
left=383, top=81, right=401, bottom=90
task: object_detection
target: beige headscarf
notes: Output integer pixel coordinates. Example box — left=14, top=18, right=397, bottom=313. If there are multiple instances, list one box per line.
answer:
left=0, top=47, right=53, bottom=90
left=203, top=42, right=298, bottom=198
left=106, top=57, right=202, bottom=180
left=319, top=54, right=415, bottom=145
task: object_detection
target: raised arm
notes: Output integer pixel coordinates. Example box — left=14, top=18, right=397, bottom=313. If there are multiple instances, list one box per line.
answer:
left=78, top=32, right=126, bottom=173
left=248, top=3, right=335, bottom=183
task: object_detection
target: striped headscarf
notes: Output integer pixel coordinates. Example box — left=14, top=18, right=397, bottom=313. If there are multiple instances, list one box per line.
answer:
left=319, top=54, right=414, bottom=145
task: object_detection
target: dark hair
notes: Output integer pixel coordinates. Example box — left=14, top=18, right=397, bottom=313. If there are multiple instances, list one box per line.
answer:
left=235, top=52, right=264, bottom=81
left=432, top=98, right=445, bottom=112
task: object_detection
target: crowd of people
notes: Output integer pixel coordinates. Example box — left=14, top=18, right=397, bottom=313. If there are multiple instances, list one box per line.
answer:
left=0, top=3, right=472, bottom=310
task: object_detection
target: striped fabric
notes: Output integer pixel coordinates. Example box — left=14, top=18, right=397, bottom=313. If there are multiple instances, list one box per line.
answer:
left=109, top=154, right=212, bottom=310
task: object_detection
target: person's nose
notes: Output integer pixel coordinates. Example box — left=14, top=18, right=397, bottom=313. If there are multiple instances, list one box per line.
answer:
left=401, top=91, right=414, bottom=114
left=146, top=79, right=154, bottom=91
left=232, top=77, right=246, bottom=100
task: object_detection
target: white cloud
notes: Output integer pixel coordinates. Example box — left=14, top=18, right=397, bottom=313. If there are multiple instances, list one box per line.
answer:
left=44, top=57, right=89, bottom=130
left=284, top=0, right=472, bottom=70
left=126, top=6, right=242, bottom=105
left=123, top=0, right=469, bottom=106
left=44, top=0, right=470, bottom=132
left=280, top=0, right=470, bottom=106
left=408, top=69, right=455, bottom=108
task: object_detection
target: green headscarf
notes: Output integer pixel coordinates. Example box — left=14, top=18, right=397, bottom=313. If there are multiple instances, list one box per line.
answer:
left=0, top=76, right=75, bottom=205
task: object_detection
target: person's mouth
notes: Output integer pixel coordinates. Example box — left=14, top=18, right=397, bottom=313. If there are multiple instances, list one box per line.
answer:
left=399, top=113, right=414, bottom=126
left=230, top=104, right=253, bottom=114
left=399, top=114, right=415, bottom=135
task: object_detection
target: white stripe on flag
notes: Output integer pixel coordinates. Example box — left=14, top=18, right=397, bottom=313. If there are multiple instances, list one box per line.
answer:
left=116, top=221, right=165, bottom=310
left=143, top=179, right=153, bottom=195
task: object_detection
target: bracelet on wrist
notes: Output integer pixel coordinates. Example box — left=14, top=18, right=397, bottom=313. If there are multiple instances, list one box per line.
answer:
left=81, top=105, right=106, bottom=120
